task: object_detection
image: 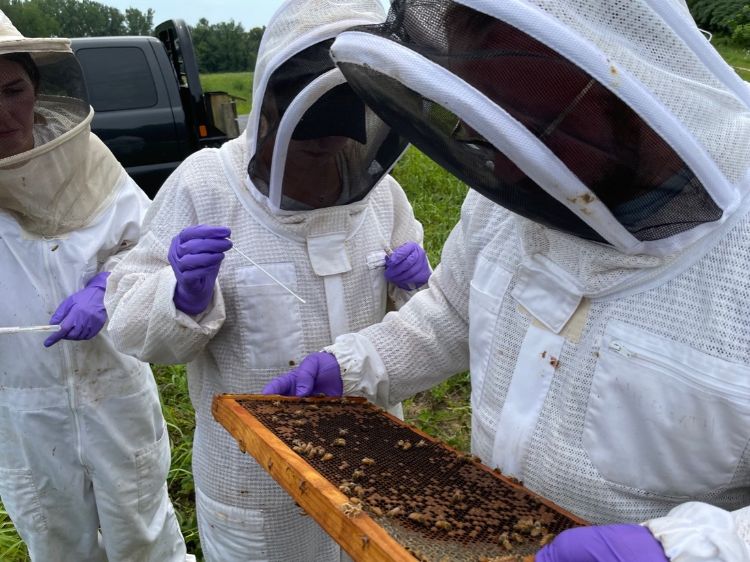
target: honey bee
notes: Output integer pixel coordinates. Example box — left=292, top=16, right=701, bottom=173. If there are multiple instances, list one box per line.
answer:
left=333, top=438, right=346, bottom=447
left=361, top=457, right=375, bottom=466
left=540, top=533, right=555, bottom=546
left=321, top=452, right=334, bottom=461
left=341, top=501, right=362, bottom=518
left=408, top=512, right=425, bottom=523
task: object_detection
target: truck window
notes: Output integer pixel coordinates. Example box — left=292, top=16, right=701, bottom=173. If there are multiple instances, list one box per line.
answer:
left=76, top=47, right=158, bottom=112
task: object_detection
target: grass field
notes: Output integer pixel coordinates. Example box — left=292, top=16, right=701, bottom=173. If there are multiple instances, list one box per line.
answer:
left=200, top=72, right=253, bottom=115
left=1, top=38, right=749, bottom=561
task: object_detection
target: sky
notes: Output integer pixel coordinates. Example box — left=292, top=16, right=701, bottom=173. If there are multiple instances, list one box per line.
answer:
left=104, top=0, right=389, bottom=31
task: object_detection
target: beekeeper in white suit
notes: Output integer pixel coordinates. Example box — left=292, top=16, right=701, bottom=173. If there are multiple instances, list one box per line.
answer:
left=264, top=0, right=750, bottom=559
left=0, top=11, right=188, bottom=562
left=104, top=0, right=430, bottom=560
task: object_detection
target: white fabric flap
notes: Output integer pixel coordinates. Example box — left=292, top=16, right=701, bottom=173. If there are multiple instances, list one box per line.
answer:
left=511, top=254, right=583, bottom=333
left=491, top=324, right=562, bottom=479
left=306, top=232, right=351, bottom=276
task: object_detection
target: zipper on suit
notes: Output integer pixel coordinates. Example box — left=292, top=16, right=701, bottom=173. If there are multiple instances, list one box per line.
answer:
left=608, top=339, right=750, bottom=402
left=43, top=239, right=86, bottom=468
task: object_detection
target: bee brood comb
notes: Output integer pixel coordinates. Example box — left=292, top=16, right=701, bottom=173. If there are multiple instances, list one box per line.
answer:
left=213, top=394, right=586, bottom=562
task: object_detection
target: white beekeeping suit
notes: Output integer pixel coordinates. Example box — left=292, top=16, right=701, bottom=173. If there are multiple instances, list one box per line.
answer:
left=314, top=0, right=750, bottom=559
left=104, top=0, right=425, bottom=560
left=0, top=11, right=186, bottom=562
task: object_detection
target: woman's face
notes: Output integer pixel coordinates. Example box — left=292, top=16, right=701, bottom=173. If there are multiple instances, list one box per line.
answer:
left=0, top=57, right=36, bottom=159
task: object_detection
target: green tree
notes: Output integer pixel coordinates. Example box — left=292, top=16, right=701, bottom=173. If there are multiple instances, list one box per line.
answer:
left=0, top=0, right=59, bottom=36
left=190, top=18, right=263, bottom=73
left=2, top=0, right=153, bottom=37
left=125, top=6, right=154, bottom=35
left=729, top=4, right=750, bottom=45
left=687, top=0, right=747, bottom=33
left=33, top=0, right=125, bottom=36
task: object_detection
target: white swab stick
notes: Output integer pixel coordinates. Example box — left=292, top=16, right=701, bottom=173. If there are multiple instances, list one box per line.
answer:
left=231, top=246, right=306, bottom=304
left=0, top=324, right=62, bottom=335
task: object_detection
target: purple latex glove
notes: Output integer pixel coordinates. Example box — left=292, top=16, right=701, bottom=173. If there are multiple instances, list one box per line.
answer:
left=536, top=524, right=668, bottom=562
left=44, top=271, right=110, bottom=347
left=168, top=225, right=232, bottom=315
left=385, top=242, right=430, bottom=290
left=262, top=352, right=343, bottom=397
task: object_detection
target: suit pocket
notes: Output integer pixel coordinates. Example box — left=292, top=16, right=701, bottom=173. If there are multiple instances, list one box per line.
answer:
left=583, top=321, right=750, bottom=497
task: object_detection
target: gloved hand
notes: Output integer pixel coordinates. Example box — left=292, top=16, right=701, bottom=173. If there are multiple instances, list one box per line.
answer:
left=536, top=524, right=669, bottom=562
left=168, top=225, right=232, bottom=315
left=262, top=352, right=343, bottom=397
left=385, top=242, right=430, bottom=290
left=44, top=271, right=110, bottom=347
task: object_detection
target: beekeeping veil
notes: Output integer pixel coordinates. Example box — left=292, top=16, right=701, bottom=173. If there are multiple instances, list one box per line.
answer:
left=0, top=11, right=122, bottom=236
left=246, top=0, right=407, bottom=213
left=330, top=0, right=750, bottom=256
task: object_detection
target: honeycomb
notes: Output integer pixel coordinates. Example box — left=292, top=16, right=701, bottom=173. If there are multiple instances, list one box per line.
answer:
left=235, top=397, right=584, bottom=562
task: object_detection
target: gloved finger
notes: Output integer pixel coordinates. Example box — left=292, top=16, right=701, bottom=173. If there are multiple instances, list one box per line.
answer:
left=178, top=238, right=233, bottom=256
left=389, top=242, right=421, bottom=263
left=386, top=248, right=424, bottom=275
left=43, top=314, right=76, bottom=347
left=174, top=252, right=226, bottom=272
left=63, top=315, right=87, bottom=341
left=49, top=297, right=75, bottom=325
left=262, top=373, right=296, bottom=396
left=178, top=225, right=231, bottom=243
left=392, top=259, right=429, bottom=285
left=294, top=369, right=316, bottom=397
left=178, top=265, right=221, bottom=283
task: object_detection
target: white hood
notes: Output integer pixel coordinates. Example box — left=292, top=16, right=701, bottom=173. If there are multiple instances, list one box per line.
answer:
left=244, top=0, right=407, bottom=215
left=0, top=10, right=124, bottom=236
left=329, top=0, right=750, bottom=257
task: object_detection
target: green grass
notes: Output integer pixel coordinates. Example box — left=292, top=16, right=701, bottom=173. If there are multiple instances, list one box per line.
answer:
left=200, top=72, right=253, bottom=115
left=712, top=36, right=750, bottom=80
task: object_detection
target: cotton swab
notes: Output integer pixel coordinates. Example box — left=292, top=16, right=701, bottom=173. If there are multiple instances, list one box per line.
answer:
left=231, top=246, right=306, bottom=304
left=0, top=324, right=62, bottom=335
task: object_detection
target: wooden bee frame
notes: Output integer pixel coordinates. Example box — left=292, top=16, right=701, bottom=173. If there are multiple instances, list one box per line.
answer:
left=213, top=395, right=586, bottom=562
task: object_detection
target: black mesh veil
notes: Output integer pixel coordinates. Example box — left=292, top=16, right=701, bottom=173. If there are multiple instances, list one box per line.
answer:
left=248, top=40, right=407, bottom=211
left=333, top=0, right=722, bottom=243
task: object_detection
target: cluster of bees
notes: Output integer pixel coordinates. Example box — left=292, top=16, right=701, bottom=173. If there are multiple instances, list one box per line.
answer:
left=247, top=398, right=575, bottom=561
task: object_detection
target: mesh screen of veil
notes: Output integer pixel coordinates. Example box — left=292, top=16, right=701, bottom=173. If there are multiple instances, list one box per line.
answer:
left=0, top=51, right=88, bottom=163
left=337, top=0, right=723, bottom=242
left=248, top=39, right=408, bottom=211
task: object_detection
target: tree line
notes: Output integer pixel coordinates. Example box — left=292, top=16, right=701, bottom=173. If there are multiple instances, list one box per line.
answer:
left=0, top=0, right=263, bottom=72
left=687, top=0, right=750, bottom=45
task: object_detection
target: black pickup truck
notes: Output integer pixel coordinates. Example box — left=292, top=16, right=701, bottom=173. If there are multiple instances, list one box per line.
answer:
left=71, top=20, right=240, bottom=197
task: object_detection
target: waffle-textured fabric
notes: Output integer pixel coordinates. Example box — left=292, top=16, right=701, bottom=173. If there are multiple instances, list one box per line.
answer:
left=104, top=1, right=425, bottom=557
left=105, top=137, right=424, bottom=560
left=333, top=189, right=750, bottom=560
left=325, top=0, right=750, bottom=558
